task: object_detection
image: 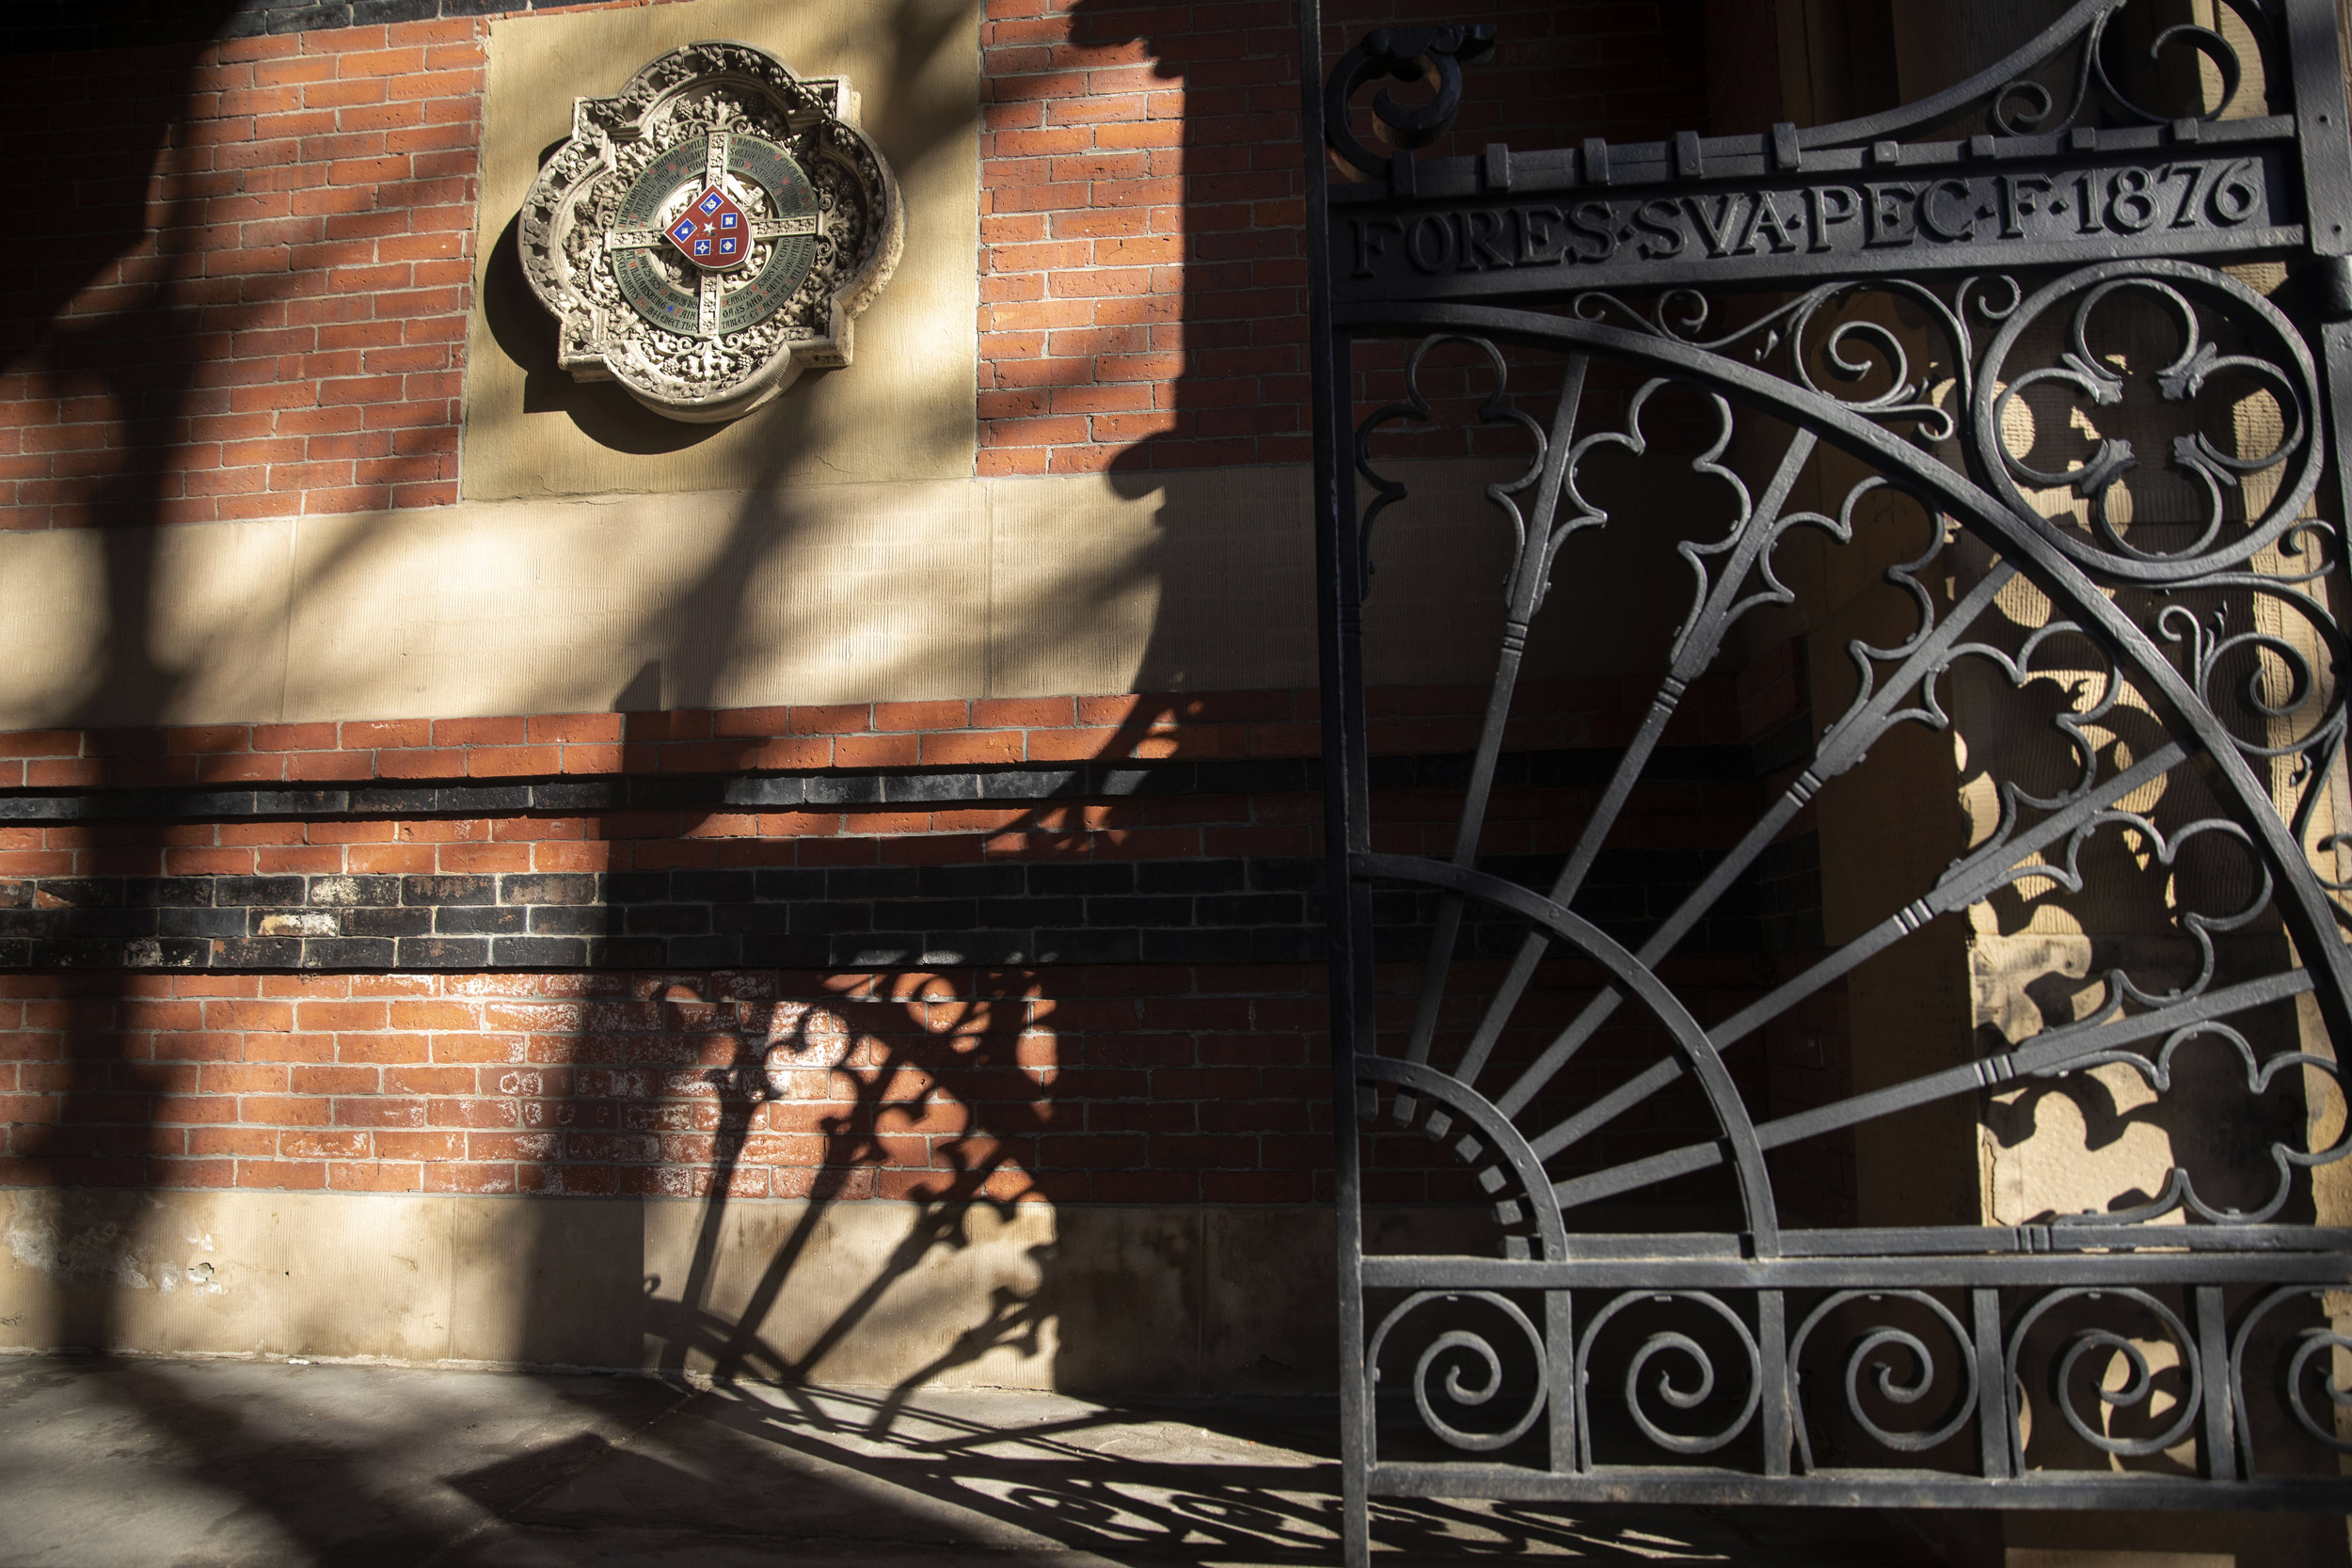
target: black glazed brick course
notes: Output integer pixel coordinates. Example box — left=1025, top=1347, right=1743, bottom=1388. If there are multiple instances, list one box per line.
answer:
left=405, top=875, right=496, bottom=906
left=306, top=876, right=400, bottom=907
left=0, top=841, right=1820, bottom=972
left=437, top=906, right=523, bottom=936
left=500, top=874, right=597, bottom=906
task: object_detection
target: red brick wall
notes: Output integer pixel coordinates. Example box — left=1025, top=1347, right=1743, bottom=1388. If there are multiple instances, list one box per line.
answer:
left=0, top=666, right=1818, bottom=1210
left=0, top=679, right=1756, bottom=880
left=976, top=0, right=1708, bottom=476
left=0, top=954, right=1812, bottom=1210
left=0, top=964, right=1331, bottom=1202
left=6, top=953, right=1841, bottom=1214
left=2, top=0, right=1709, bottom=521
left=0, top=4, right=1812, bottom=1223
left=0, top=791, right=1326, bottom=882
left=1, top=19, right=482, bottom=529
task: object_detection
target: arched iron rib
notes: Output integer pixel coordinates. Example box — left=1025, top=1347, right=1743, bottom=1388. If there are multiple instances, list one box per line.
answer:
left=1453, top=426, right=1820, bottom=1091
left=1548, top=967, right=2315, bottom=1216
left=1405, top=353, right=1591, bottom=1065
left=1356, top=1053, right=1569, bottom=1260
left=1360, top=849, right=1782, bottom=1257
left=1342, top=294, right=2352, bottom=1061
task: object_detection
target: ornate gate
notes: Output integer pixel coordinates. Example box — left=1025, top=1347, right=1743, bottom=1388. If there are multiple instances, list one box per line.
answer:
left=1300, top=2, right=2352, bottom=1558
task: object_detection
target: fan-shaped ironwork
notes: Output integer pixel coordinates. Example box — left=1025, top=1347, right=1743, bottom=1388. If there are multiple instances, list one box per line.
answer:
left=1301, top=3, right=2352, bottom=1560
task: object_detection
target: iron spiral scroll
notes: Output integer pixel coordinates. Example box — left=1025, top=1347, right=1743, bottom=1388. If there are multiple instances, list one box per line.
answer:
left=1304, top=0, right=2352, bottom=1555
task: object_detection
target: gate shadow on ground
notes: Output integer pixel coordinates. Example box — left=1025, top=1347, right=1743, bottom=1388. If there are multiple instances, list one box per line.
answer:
left=0, top=1352, right=1933, bottom=1565
left=446, top=1378, right=1929, bottom=1564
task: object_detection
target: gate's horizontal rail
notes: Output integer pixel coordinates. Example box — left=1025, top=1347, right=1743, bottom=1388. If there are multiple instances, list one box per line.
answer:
left=1368, top=1225, right=2352, bottom=1261
left=1362, top=1252, right=2352, bottom=1290
left=1370, top=1464, right=2352, bottom=1512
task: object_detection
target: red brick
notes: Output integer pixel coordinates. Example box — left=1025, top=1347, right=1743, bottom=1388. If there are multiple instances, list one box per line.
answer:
left=834, top=735, right=919, bottom=768
left=920, top=731, right=1025, bottom=766
left=872, top=700, right=968, bottom=733
left=529, top=712, right=623, bottom=744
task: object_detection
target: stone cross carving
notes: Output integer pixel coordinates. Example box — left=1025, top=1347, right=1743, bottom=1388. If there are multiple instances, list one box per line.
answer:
left=518, top=40, right=903, bottom=422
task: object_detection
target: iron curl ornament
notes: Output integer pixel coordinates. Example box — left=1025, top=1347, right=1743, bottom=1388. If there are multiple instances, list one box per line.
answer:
left=1367, top=1290, right=1549, bottom=1453
left=1576, top=1291, right=1763, bottom=1463
left=1789, top=1291, right=1979, bottom=1466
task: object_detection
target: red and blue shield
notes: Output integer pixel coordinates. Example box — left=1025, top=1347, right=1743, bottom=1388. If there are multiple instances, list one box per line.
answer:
left=664, top=184, right=750, bottom=270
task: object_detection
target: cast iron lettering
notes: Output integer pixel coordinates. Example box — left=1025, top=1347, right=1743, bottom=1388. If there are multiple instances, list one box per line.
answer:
left=1339, top=151, right=2296, bottom=298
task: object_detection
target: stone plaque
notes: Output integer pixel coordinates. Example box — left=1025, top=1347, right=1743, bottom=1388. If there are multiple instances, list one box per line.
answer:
left=518, top=40, right=903, bottom=422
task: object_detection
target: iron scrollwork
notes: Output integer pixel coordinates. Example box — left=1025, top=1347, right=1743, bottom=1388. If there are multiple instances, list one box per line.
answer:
left=2230, top=1286, right=2352, bottom=1468
left=1323, top=24, right=1497, bottom=185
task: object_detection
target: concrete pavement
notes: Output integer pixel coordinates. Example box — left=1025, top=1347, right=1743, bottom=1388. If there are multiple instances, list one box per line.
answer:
left=0, top=1354, right=1938, bottom=1565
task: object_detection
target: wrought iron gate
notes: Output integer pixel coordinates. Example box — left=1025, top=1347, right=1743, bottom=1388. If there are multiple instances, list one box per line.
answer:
left=1300, top=1, right=2352, bottom=1557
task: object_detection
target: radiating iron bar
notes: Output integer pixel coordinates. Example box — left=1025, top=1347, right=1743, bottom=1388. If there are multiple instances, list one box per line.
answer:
left=1359, top=850, right=1781, bottom=1254
left=1343, top=292, right=2352, bottom=1076
left=1712, top=741, right=2187, bottom=1052
left=1527, top=1059, right=1681, bottom=1161
left=1406, top=354, right=1592, bottom=1066
left=1359, top=1250, right=2352, bottom=1291
left=1494, top=562, right=2020, bottom=1122
left=1533, top=737, right=2197, bottom=1161
left=1549, top=969, right=2315, bottom=1213
left=1366, top=1463, right=2352, bottom=1512
left=1455, top=428, right=1819, bottom=1090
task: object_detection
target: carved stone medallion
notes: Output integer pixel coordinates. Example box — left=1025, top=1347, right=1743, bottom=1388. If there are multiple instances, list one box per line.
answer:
left=518, top=40, right=903, bottom=423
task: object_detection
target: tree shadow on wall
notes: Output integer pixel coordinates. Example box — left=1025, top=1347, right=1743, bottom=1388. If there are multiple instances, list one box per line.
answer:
left=1, top=0, right=1030, bottom=1554
left=0, top=8, right=247, bottom=721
